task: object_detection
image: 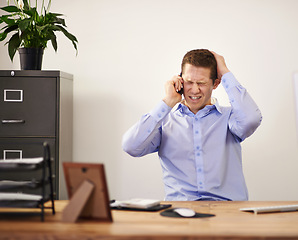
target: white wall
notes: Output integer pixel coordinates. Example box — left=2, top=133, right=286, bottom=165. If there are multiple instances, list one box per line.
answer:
left=1, top=0, right=298, bottom=201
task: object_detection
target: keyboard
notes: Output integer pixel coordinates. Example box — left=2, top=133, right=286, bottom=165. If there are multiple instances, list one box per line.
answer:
left=240, top=204, right=298, bottom=214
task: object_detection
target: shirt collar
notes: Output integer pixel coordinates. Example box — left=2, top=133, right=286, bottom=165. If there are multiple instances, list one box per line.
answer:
left=212, top=98, right=223, bottom=114
left=173, top=97, right=222, bottom=116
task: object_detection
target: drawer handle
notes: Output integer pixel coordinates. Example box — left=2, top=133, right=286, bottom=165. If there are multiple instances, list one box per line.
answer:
left=4, top=89, right=23, bottom=102
left=3, top=150, right=22, bottom=160
left=2, top=119, right=25, bottom=124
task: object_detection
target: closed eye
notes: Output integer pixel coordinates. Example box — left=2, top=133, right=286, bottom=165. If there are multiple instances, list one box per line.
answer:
left=184, top=81, right=208, bottom=87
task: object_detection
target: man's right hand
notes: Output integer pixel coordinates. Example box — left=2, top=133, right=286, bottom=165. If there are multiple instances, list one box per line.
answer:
left=163, top=75, right=183, bottom=108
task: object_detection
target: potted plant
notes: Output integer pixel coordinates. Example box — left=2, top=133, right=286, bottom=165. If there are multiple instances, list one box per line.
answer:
left=0, top=0, right=78, bottom=70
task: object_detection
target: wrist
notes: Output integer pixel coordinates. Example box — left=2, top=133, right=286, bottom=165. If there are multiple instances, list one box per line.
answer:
left=218, top=68, right=230, bottom=80
left=150, top=100, right=172, bottom=122
left=221, top=72, right=239, bottom=91
left=163, top=97, right=179, bottom=108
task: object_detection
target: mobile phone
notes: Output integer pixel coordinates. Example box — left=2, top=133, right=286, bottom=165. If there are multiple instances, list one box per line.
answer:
left=177, top=72, right=183, bottom=95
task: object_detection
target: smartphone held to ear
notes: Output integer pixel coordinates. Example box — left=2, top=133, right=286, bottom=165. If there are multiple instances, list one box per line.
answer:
left=177, top=72, right=183, bottom=95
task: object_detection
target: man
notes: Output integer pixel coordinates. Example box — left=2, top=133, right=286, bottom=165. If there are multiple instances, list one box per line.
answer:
left=122, top=49, right=262, bottom=201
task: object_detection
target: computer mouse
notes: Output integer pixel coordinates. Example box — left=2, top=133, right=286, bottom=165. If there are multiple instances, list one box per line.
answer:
left=173, top=208, right=196, bottom=217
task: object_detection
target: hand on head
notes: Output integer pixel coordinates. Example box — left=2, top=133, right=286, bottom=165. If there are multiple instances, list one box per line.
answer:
left=210, top=51, right=230, bottom=80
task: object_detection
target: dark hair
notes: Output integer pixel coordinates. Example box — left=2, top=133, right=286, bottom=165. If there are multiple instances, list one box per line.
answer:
left=181, top=49, right=218, bottom=83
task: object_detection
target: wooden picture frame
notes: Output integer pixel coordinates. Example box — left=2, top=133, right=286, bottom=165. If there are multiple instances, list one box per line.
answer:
left=62, top=162, right=113, bottom=222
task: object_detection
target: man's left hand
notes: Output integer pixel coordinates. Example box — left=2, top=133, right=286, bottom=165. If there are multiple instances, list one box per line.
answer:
left=211, top=51, right=230, bottom=80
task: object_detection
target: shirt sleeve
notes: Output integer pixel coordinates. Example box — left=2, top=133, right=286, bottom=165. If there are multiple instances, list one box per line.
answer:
left=122, top=100, right=172, bottom=157
left=221, top=72, right=262, bottom=141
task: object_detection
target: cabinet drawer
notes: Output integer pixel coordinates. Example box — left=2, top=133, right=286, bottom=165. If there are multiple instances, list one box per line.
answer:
left=0, top=77, right=56, bottom=137
left=0, top=138, right=57, bottom=197
left=0, top=138, right=55, bottom=159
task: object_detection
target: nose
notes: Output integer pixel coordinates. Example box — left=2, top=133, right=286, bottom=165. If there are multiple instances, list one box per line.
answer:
left=191, top=83, right=201, bottom=93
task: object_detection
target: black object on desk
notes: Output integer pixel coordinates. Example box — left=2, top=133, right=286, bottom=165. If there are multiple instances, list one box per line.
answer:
left=160, top=208, right=215, bottom=218
left=0, top=142, right=55, bottom=221
left=111, top=204, right=172, bottom=212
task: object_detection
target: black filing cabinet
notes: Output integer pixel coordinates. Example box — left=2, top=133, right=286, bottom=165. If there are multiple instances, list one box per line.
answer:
left=0, top=70, right=73, bottom=199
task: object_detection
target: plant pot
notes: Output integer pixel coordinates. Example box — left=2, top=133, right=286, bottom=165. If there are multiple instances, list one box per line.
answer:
left=18, top=48, right=44, bottom=70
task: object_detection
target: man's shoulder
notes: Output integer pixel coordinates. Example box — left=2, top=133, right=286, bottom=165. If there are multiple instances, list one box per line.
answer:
left=219, top=105, right=232, bottom=113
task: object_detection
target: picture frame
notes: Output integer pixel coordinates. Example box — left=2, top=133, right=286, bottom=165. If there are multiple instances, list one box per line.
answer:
left=62, top=162, right=112, bottom=222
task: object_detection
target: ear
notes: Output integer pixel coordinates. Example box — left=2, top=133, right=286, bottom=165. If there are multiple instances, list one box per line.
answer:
left=213, top=78, right=221, bottom=90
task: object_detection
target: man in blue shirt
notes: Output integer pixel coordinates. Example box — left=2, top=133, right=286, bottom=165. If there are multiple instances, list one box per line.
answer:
left=122, top=49, right=262, bottom=201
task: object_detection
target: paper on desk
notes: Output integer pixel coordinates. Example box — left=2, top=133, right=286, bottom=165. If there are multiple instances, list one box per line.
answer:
left=0, top=180, right=35, bottom=189
left=111, top=198, right=161, bottom=209
left=0, top=157, right=43, bottom=164
left=0, top=192, right=42, bottom=201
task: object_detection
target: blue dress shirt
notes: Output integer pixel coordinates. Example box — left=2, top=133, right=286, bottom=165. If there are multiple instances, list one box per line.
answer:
left=122, top=72, right=262, bottom=201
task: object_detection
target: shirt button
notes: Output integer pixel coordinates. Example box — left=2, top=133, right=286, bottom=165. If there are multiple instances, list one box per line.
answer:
left=196, top=153, right=200, bottom=156
left=158, top=113, right=161, bottom=118
left=198, top=168, right=202, bottom=172
left=195, top=117, right=198, bottom=121
left=162, top=108, right=165, bottom=112
left=195, top=130, right=199, bottom=134
left=196, top=146, right=200, bottom=150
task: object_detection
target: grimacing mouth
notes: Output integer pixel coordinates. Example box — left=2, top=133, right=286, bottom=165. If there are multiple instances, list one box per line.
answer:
left=189, top=96, right=202, bottom=100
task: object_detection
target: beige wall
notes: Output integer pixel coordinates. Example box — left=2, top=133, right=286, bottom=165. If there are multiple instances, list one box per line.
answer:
left=1, top=0, right=298, bottom=200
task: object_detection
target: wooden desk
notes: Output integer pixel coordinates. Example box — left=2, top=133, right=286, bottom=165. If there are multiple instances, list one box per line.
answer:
left=1, top=200, right=298, bottom=239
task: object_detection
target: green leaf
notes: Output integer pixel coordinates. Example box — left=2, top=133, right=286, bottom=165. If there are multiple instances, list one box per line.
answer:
left=0, top=6, right=20, bottom=13
left=51, top=13, right=64, bottom=17
left=0, top=25, right=8, bottom=32
left=8, top=32, right=21, bottom=61
left=56, top=25, right=78, bottom=52
left=0, top=32, right=8, bottom=41
left=50, top=34, right=57, bottom=51
left=19, top=19, right=31, bottom=31
left=0, top=15, right=17, bottom=26
left=56, top=25, right=78, bottom=42
left=23, top=8, right=35, bottom=18
left=3, top=24, right=18, bottom=34
left=0, top=25, right=18, bottom=43
left=32, top=8, right=40, bottom=22
left=55, top=17, right=66, bottom=26
left=23, top=0, right=30, bottom=11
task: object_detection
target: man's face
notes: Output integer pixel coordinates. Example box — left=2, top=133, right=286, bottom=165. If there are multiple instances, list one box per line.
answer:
left=182, top=63, right=220, bottom=114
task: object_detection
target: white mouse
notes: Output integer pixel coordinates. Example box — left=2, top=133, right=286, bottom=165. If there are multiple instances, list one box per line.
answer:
left=173, top=208, right=196, bottom=217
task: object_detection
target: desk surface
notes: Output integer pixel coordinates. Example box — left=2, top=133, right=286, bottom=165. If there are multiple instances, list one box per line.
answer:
left=1, top=200, right=298, bottom=239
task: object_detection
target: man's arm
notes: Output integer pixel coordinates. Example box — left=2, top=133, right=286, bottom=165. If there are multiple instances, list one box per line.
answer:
left=122, top=74, right=184, bottom=157
left=212, top=51, right=262, bottom=141
left=122, top=101, right=172, bottom=157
